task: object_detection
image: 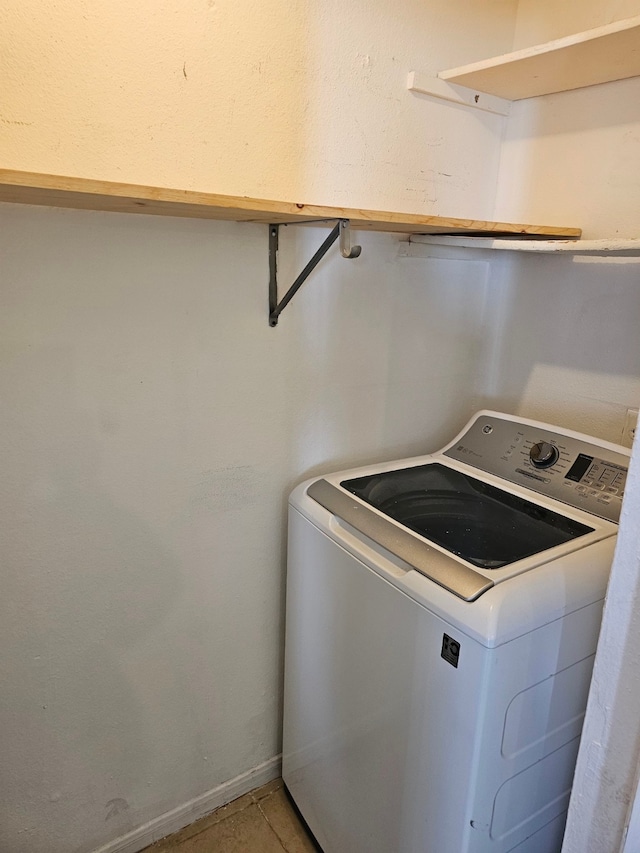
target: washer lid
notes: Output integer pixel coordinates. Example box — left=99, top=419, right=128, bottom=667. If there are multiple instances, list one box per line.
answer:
left=306, top=478, right=493, bottom=601
left=340, top=462, right=593, bottom=571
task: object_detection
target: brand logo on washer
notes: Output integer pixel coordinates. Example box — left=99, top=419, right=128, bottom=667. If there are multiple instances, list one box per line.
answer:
left=482, top=424, right=493, bottom=434
left=441, top=634, right=460, bottom=668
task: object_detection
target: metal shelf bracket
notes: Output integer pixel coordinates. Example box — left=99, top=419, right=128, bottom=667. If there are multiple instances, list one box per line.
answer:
left=268, top=219, right=361, bottom=326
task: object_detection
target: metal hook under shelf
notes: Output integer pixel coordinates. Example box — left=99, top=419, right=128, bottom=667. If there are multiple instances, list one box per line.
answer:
left=268, top=219, right=361, bottom=327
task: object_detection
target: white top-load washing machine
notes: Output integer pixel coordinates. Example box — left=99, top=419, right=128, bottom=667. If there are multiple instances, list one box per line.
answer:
left=282, top=411, right=630, bottom=853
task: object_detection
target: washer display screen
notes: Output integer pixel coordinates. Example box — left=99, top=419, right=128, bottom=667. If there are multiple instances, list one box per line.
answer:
left=565, top=454, right=594, bottom=482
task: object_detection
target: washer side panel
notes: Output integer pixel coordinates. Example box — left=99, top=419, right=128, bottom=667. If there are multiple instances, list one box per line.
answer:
left=282, top=508, right=489, bottom=853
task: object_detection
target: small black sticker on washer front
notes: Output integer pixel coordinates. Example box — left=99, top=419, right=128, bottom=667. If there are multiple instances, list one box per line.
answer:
left=441, top=634, right=460, bottom=668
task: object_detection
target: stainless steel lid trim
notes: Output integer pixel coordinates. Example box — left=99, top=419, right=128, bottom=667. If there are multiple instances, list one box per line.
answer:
left=306, top=479, right=494, bottom=602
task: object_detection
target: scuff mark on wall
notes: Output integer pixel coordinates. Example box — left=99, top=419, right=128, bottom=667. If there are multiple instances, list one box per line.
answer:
left=105, top=798, right=129, bottom=821
left=1, top=118, right=34, bottom=126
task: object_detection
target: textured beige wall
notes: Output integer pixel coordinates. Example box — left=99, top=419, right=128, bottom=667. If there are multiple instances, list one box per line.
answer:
left=0, top=0, right=518, bottom=215
left=0, top=3, right=522, bottom=852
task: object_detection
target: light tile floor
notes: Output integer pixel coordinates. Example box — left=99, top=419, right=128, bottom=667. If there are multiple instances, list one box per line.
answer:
left=144, top=779, right=320, bottom=853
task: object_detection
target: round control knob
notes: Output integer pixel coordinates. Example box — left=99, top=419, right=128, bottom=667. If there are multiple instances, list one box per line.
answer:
left=530, top=441, right=559, bottom=468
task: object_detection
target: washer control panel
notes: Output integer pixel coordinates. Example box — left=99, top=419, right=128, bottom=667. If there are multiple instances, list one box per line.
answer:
left=444, top=415, right=629, bottom=522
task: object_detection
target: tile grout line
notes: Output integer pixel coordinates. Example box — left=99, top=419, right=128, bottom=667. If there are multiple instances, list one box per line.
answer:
left=256, top=799, right=291, bottom=853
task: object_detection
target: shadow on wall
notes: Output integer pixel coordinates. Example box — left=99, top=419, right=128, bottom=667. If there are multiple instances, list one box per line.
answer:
left=481, top=252, right=640, bottom=442
left=0, top=345, right=183, bottom=852
left=495, top=76, right=640, bottom=243
left=278, top=229, right=495, bottom=486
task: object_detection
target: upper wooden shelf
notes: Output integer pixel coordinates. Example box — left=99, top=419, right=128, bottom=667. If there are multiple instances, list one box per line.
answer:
left=439, top=15, right=640, bottom=100
left=0, top=170, right=581, bottom=239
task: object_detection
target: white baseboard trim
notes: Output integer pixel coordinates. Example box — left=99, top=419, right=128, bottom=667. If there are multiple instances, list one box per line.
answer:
left=92, top=754, right=282, bottom=853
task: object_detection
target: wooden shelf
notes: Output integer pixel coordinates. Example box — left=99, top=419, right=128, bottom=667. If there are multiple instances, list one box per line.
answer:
left=439, top=15, right=640, bottom=100
left=410, top=236, right=640, bottom=255
left=0, top=170, right=581, bottom=239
